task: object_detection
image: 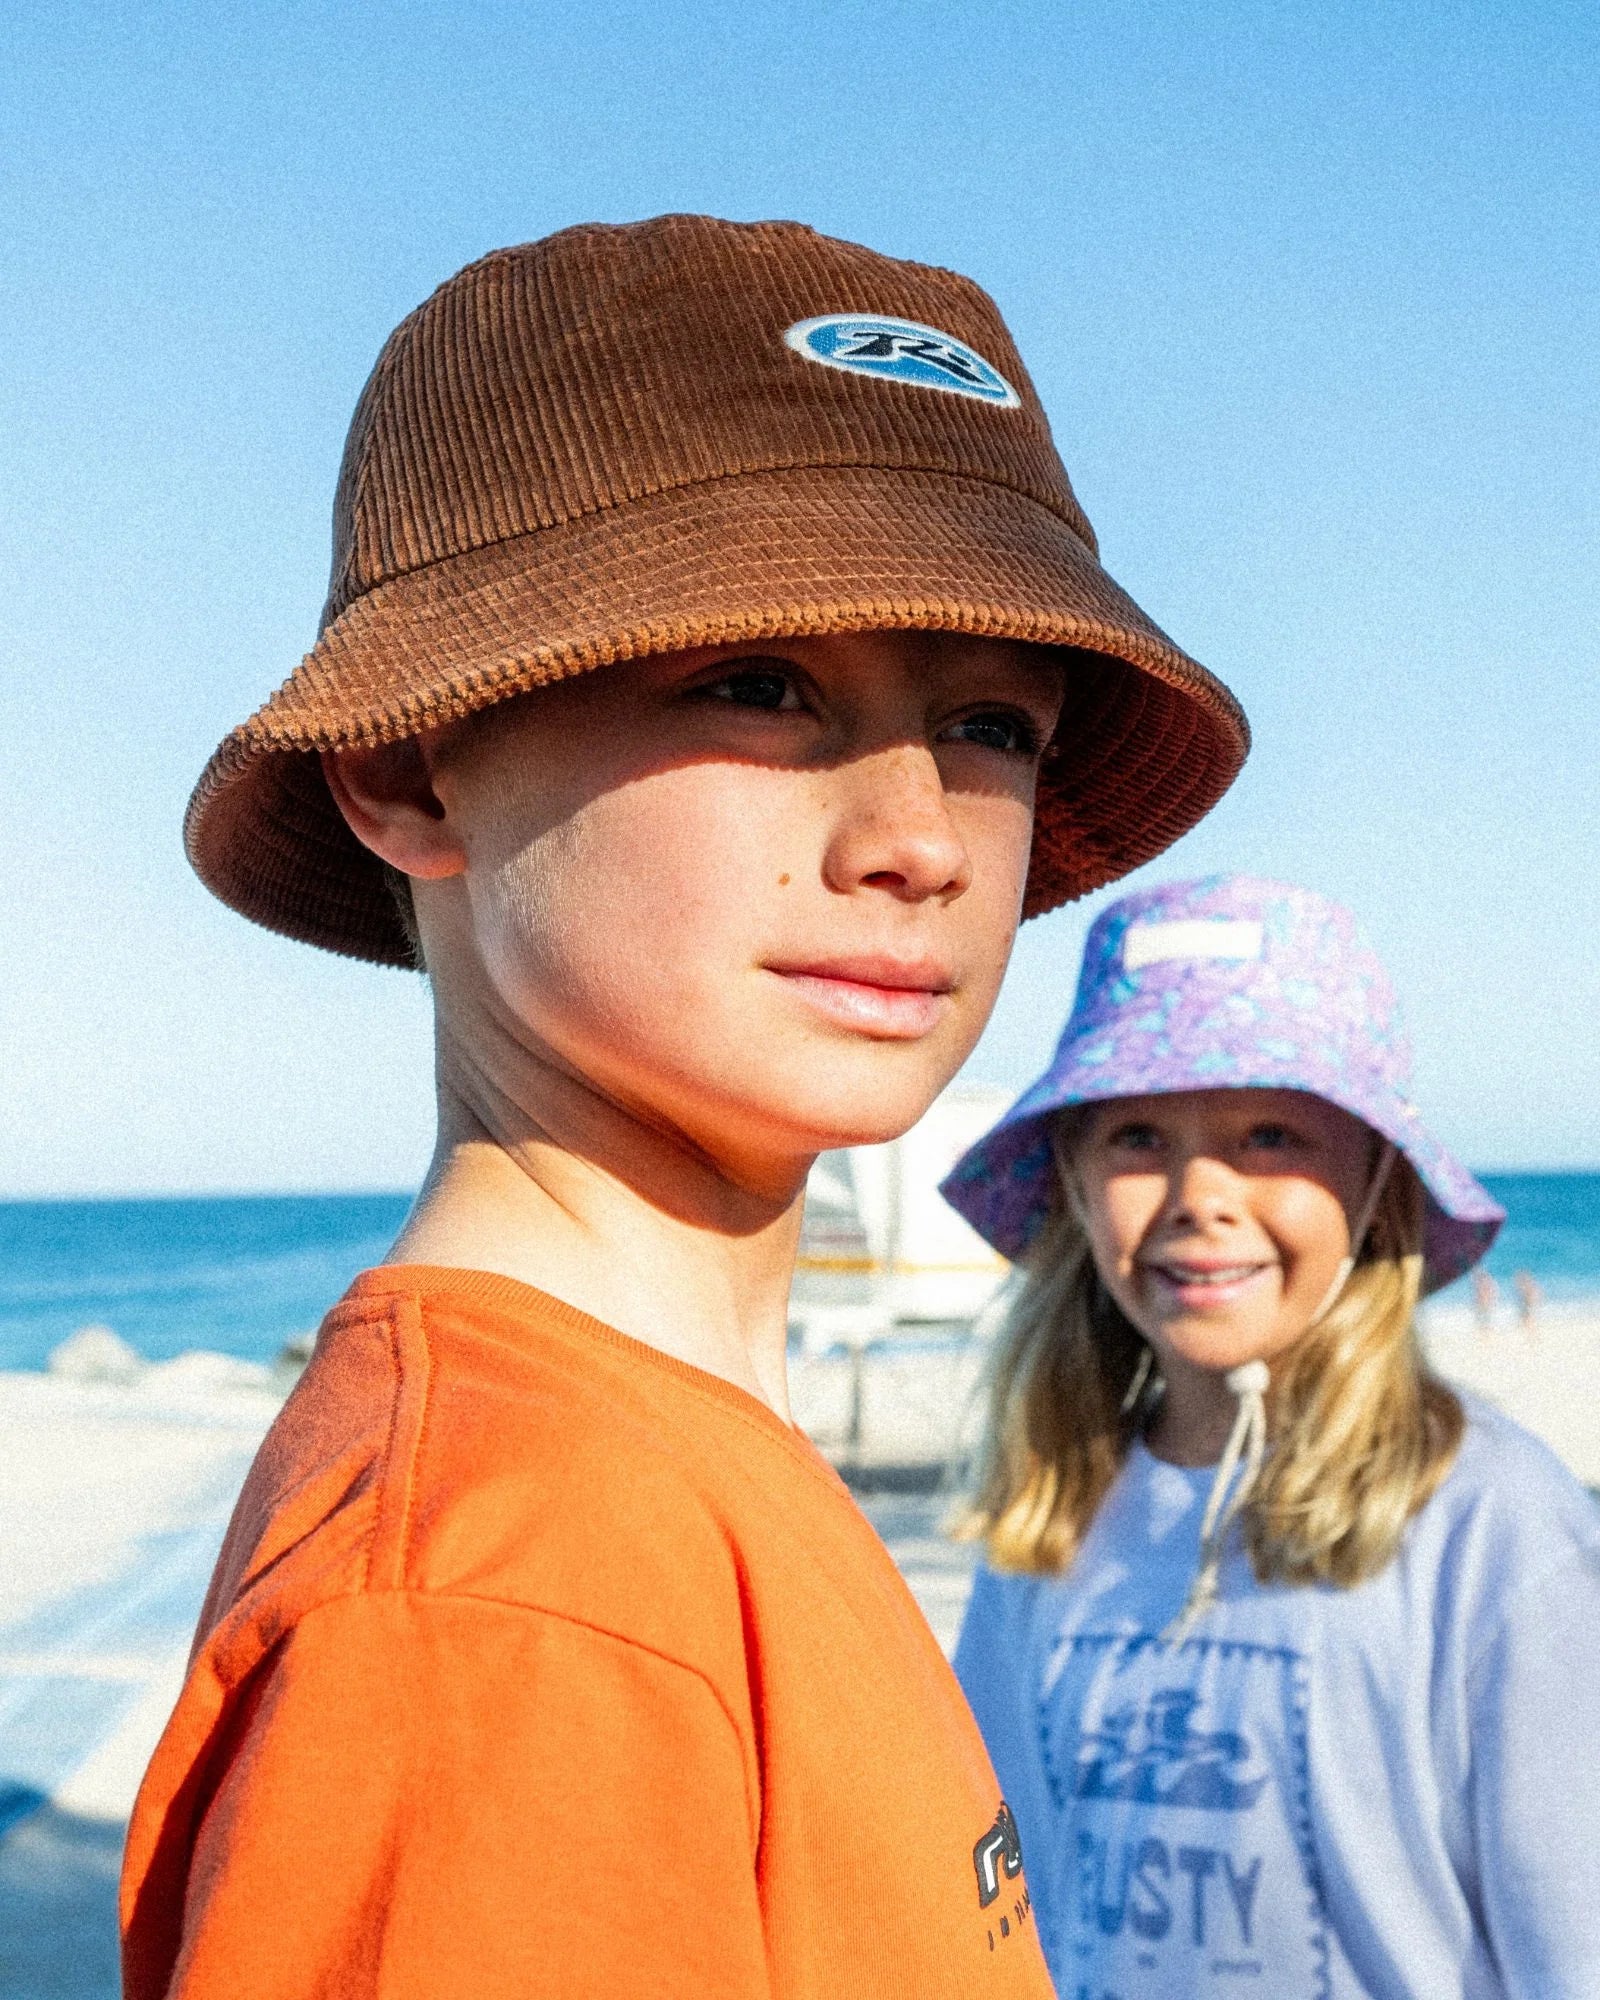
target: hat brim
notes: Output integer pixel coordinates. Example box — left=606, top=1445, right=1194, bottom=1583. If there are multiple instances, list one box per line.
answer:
left=941, top=1075, right=1503, bottom=1296
left=185, top=463, right=1248, bottom=965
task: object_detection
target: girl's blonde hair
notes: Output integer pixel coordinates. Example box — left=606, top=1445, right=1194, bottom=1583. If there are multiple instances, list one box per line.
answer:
left=955, top=1135, right=1463, bottom=1588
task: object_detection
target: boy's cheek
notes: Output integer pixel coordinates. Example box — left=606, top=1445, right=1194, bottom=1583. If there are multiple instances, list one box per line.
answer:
left=451, top=763, right=1029, bottom=1108
left=951, top=785, right=1037, bottom=888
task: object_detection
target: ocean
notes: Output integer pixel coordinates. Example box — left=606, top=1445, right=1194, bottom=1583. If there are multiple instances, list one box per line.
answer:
left=0, top=1194, right=411, bottom=1372
left=0, top=1175, right=1597, bottom=1373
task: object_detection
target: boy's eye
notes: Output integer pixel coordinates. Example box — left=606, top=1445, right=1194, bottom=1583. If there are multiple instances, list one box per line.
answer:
left=941, top=708, right=1041, bottom=755
left=702, top=661, right=803, bottom=711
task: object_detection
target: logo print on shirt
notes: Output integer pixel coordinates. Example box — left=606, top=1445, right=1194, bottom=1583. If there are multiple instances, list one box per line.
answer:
left=784, top=315, right=1022, bottom=406
left=973, top=1800, right=1026, bottom=1906
left=1072, top=1688, right=1268, bottom=1811
left=1042, top=1635, right=1328, bottom=1990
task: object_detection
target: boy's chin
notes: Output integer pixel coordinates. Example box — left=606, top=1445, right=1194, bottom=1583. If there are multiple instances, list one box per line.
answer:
left=720, top=1059, right=968, bottom=1160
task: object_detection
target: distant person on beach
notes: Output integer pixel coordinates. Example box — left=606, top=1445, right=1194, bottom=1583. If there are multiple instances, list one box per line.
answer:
left=1473, top=1265, right=1500, bottom=1335
left=1514, top=1268, right=1543, bottom=1340
left=118, top=219, right=1249, bottom=1999
left=942, top=875, right=1600, bottom=1998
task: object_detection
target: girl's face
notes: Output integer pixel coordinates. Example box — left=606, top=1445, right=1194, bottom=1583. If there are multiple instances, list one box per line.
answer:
left=1071, top=1089, right=1377, bottom=1381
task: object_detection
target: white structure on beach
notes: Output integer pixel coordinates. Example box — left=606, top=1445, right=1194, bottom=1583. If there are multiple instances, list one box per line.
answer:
left=790, top=1084, right=1013, bottom=1351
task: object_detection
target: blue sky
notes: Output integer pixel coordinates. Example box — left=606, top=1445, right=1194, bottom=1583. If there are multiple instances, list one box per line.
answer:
left=1, top=0, right=1595, bottom=1194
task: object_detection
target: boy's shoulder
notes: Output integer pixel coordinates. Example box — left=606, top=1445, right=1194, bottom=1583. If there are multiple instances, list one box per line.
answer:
left=201, top=1265, right=845, bottom=1693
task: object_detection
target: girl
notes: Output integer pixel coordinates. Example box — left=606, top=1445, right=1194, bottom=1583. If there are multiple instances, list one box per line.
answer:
left=942, top=874, right=1600, bottom=1999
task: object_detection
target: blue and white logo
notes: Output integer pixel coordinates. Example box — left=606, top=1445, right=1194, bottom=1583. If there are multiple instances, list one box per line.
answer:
left=784, top=314, right=1021, bottom=407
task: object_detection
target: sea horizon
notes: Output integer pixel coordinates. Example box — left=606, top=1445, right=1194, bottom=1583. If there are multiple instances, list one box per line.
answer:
left=2, top=1173, right=1598, bottom=1375
left=7, top=1156, right=1598, bottom=1204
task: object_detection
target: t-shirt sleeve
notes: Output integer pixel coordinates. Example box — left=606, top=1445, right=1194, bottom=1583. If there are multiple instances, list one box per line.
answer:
left=1468, top=1541, right=1600, bottom=1997
left=953, top=1565, right=1034, bottom=1797
left=165, top=1591, right=771, bottom=2000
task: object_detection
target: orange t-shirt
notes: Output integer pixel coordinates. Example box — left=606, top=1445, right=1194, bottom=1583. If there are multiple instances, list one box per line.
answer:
left=121, top=1267, right=1050, bottom=1998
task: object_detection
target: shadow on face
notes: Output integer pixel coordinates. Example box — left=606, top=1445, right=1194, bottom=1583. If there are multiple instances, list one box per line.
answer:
left=430, top=628, right=1069, bottom=834
left=334, top=630, right=1067, bottom=1185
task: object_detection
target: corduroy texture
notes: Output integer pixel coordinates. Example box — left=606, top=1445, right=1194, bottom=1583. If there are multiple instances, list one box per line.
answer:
left=185, top=214, right=1249, bottom=965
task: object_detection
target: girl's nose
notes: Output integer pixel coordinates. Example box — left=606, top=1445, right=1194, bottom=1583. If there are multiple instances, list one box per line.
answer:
left=821, top=742, right=973, bottom=904
left=1165, top=1152, right=1246, bottom=1230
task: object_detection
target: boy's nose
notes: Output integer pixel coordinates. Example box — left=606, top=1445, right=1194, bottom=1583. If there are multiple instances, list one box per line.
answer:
left=822, top=743, right=973, bottom=904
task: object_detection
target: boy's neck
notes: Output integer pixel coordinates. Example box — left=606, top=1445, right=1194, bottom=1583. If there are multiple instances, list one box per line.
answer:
left=387, top=1038, right=807, bottom=1421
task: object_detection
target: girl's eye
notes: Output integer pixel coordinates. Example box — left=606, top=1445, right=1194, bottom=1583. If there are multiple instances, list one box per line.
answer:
left=1107, top=1121, right=1162, bottom=1152
left=942, top=709, right=1041, bottom=755
left=702, top=662, right=803, bottom=712
left=1245, top=1122, right=1298, bottom=1152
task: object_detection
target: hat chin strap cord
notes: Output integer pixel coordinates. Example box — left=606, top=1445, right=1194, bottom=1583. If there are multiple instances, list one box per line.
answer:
left=1307, top=1140, right=1398, bottom=1327
left=1161, top=1359, right=1270, bottom=1644
left=1160, top=1141, right=1398, bottom=1646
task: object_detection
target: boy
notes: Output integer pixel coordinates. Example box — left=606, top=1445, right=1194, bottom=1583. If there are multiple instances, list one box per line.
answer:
left=122, top=214, right=1246, bottom=1997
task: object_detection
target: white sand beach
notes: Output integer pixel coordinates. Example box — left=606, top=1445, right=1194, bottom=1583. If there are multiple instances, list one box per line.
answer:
left=1419, top=1305, right=1600, bottom=1487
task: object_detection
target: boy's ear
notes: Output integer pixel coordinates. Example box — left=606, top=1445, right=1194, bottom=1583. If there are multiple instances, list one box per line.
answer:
left=321, top=738, right=467, bottom=881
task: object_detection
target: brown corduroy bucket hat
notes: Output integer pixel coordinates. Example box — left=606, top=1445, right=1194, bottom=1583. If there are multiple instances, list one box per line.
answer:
left=186, top=213, right=1248, bottom=966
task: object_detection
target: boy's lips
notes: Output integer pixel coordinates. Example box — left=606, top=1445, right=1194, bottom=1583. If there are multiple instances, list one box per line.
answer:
left=764, top=955, right=955, bottom=1040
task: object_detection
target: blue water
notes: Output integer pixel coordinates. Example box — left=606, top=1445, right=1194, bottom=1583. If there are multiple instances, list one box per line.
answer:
left=0, top=1194, right=411, bottom=1371
left=0, top=1175, right=1595, bottom=1372
left=1456, top=1173, right=1600, bottom=1305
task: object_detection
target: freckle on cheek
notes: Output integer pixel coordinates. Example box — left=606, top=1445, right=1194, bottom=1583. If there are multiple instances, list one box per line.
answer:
left=778, top=873, right=790, bottom=887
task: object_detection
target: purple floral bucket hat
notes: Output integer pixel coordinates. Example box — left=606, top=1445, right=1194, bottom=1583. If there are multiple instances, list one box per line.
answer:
left=942, top=875, right=1503, bottom=1293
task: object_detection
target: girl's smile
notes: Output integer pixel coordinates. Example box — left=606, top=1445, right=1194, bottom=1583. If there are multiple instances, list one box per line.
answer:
left=1140, top=1255, right=1279, bottom=1310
